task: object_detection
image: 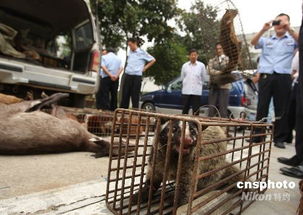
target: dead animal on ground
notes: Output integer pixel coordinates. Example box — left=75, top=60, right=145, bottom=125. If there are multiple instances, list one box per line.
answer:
left=132, top=120, right=245, bottom=207
left=220, top=9, right=242, bottom=74
left=0, top=93, right=133, bottom=157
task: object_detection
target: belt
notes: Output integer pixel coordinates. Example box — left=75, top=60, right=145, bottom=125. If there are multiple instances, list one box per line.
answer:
left=260, top=72, right=291, bottom=78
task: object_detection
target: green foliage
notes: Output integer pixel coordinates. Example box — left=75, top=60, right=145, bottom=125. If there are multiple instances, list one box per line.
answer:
left=177, top=0, right=220, bottom=64
left=145, top=39, right=187, bottom=85
left=90, top=0, right=178, bottom=50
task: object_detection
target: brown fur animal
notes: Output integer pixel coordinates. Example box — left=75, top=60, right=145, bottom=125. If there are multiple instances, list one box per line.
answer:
left=220, top=9, right=241, bottom=73
left=210, top=72, right=239, bottom=86
left=0, top=93, right=23, bottom=104
left=132, top=120, right=244, bottom=207
left=0, top=93, right=126, bottom=157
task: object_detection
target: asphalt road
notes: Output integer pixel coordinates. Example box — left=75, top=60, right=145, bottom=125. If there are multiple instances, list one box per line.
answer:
left=0, top=152, right=108, bottom=200
left=0, top=141, right=301, bottom=215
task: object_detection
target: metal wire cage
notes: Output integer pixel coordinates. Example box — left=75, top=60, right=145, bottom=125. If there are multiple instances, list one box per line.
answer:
left=106, top=109, right=273, bottom=215
left=53, top=107, right=115, bottom=137
left=198, top=0, right=256, bottom=85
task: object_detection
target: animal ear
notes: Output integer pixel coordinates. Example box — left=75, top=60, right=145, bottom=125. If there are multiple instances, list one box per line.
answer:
left=202, top=125, right=208, bottom=131
left=159, top=118, right=169, bottom=125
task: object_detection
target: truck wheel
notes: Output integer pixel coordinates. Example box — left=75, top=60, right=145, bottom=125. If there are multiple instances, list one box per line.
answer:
left=71, top=94, right=86, bottom=108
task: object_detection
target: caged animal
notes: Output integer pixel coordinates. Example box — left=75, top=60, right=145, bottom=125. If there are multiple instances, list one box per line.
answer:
left=220, top=9, right=242, bottom=74
left=0, top=93, right=130, bottom=157
left=132, top=119, right=245, bottom=207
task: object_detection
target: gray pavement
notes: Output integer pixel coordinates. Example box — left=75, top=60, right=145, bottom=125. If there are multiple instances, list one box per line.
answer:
left=0, top=142, right=301, bottom=214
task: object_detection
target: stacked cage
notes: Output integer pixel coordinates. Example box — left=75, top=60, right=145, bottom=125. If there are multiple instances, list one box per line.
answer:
left=106, top=109, right=273, bottom=215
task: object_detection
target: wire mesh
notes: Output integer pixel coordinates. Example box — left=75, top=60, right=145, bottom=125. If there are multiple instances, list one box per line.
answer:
left=106, top=109, right=273, bottom=215
left=194, top=0, right=255, bottom=85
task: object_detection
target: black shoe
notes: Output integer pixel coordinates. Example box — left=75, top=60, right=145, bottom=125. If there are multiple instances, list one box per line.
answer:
left=277, top=156, right=301, bottom=166
left=280, top=166, right=303, bottom=179
left=274, top=142, right=285, bottom=149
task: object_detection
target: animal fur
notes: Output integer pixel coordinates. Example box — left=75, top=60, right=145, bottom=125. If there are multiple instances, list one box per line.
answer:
left=0, top=93, right=129, bottom=157
left=132, top=120, right=244, bottom=207
left=0, top=93, right=23, bottom=104
left=220, top=9, right=241, bottom=74
left=210, top=72, right=238, bottom=86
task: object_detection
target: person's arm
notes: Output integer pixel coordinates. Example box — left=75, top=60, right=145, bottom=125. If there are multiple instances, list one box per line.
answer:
left=101, top=65, right=113, bottom=78
left=112, top=60, right=124, bottom=81
left=142, top=51, right=156, bottom=72
left=100, top=56, right=113, bottom=78
left=143, top=59, right=156, bottom=72
left=283, top=21, right=299, bottom=42
left=208, top=59, right=222, bottom=76
left=288, top=28, right=299, bottom=42
left=291, top=52, right=299, bottom=79
left=181, top=64, right=185, bottom=80
left=251, top=21, right=272, bottom=46
left=116, top=67, right=124, bottom=77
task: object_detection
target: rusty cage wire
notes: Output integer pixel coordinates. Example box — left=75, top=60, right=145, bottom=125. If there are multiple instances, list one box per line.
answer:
left=105, top=109, right=273, bottom=215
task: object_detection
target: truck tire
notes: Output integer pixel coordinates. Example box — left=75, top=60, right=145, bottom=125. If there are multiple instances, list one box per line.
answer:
left=70, top=94, right=86, bottom=108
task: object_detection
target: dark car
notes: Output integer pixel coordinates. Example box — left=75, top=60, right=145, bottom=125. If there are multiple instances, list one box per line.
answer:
left=140, top=76, right=247, bottom=118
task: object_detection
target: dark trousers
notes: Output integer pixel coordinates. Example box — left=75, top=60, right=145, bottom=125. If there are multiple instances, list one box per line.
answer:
left=296, top=21, right=303, bottom=161
left=96, top=77, right=119, bottom=111
left=120, top=74, right=142, bottom=109
left=208, top=88, right=230, bottom=118
left=182, top=95, right=201, bottom=115
left=280, top=83, right=298, bottom=143
left=256, top=73, right=292, bottom=143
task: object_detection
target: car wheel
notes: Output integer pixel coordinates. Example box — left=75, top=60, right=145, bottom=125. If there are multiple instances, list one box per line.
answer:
left=142, top=102, right=155, bottom=112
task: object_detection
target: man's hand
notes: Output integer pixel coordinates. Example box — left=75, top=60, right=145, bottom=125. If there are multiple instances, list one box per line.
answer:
left=110, top=75, right=118, bottom=81
left=262, top=21, right=273, bottom=32
left=251, top=21, right=272, bottom=46
left=283, top=22, right=299, bottom=42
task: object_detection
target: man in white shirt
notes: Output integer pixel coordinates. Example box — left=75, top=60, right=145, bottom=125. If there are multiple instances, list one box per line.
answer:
left=181, top=49, right=207, bottom=115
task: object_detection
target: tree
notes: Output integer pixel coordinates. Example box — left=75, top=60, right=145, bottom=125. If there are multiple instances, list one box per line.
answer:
left=145, top=39, right=187, bottom=85
left=177, top=0, right=220, bottom=64
left=90, top=0, right=178, bottom=50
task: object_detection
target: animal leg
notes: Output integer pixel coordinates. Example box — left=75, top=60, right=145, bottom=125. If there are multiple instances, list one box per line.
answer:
left=25, top=93, right=69, bottom=112
left=175, top=167, right=193, bottom=206
left=131, top=168, right=163, bottom=204
left=87, top=137, right=110, bottom=157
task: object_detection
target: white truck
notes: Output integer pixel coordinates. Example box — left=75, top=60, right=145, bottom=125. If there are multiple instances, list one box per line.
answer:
left=0, top=0, right=100, bottom=107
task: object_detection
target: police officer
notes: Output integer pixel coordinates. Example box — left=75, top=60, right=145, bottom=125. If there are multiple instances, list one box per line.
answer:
left=96, top=48, right=123, bottom=111
left=120, top=38, right=156, bottom=109
left=250, top=13, right=299, bottom=148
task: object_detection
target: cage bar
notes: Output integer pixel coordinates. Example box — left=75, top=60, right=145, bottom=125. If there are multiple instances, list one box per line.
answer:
left=105, top=109, right=272, bottom=215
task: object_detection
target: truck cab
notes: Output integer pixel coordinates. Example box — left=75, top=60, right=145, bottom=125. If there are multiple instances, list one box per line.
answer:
left=0, top=0, right=100, bottom=107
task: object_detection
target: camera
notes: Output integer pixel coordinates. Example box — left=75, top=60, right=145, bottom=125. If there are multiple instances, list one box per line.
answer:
left=272, top=20, right=281, bottom=26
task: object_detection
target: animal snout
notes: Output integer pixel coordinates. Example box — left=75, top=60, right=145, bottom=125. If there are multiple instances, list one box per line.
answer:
left=181, top=136, right=193, bottom=146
